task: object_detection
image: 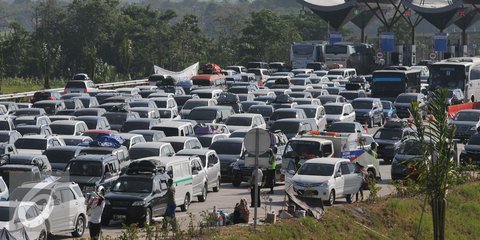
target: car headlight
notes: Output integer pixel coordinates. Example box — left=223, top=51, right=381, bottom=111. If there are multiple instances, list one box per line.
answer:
left=132, top=201, right=145, bottom=206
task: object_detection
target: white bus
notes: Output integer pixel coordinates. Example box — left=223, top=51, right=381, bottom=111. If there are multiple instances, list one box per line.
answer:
left=428, top=57, right=480, bottom=102
left=290, top=41, right=327, bottom=69
left=324, top=42, right=356, bottom=68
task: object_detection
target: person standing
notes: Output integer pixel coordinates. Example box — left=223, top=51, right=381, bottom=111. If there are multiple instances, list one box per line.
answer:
left=266, top=148, right=276, bottom=194
left=355, top=162, right=368, bottom=202
left=250, top=168, right=263, bottom=207
left=163, top=179, right=177, bottom=230
left=86, top=186, right=106, bottom=240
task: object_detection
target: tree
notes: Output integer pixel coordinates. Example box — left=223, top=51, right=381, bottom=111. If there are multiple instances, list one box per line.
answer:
left=410, top=88, right=457, bottom=240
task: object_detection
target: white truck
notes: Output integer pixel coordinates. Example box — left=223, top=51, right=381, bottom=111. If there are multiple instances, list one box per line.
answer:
left=282, top=131, right=381, bottom=188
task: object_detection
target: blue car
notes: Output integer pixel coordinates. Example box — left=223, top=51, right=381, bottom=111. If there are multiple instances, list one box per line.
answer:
left=381, top=100, right=397, bottom=119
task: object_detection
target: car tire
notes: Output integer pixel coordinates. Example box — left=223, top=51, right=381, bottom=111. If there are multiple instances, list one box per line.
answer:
left=213, top=178, right=220, bottom=192
left=71, top=215, right=86, bottom=237
left=324, top=190, right=335, bottom=206
left=232, top=179, right=241, bottom=187
left=142, top=208, right=152, bottom=227
left=198, top=183, right=208, bottom=202
left=181, top=194, right=190, bottom=212
left=38, top=230, right=47, bottom=240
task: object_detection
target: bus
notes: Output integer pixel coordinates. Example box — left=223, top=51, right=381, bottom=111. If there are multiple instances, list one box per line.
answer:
left=428, top=57, right=480, bottom=102
left=290, top=41, right=327, bottom=69
left=371, top=69, right=422, bottom=101
left=324, top=43, right=377, bottom=75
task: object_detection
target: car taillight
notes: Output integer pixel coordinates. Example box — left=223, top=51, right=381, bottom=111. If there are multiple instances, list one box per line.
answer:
left=64, top=88, right=67, bottom=94
left=48, top=97, right=55, bottom=100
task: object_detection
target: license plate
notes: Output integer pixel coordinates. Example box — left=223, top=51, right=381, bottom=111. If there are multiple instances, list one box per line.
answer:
left=304, top=190, right=316, bottom=197
left=113, top=215, right=125, bottom=220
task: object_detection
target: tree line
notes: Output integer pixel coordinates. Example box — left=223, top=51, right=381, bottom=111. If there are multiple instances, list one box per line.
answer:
left=0, top=0, right=327, bottom=87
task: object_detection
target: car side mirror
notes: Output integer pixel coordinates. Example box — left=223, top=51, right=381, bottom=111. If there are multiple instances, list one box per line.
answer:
left=343, top=113, right=349, bottom=116
left=192, top=170, right=199, bottom=175
left=335, top=171, right=342, bottom=178
left=208, top=163, right=215, bottom=168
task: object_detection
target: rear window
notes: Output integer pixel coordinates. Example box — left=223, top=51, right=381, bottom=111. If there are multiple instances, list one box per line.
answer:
left=45, top=150, right=78, bottom=163
left=65, top=82, right=86, bottom=88
left=130, top=148, right=160, bottom=159
left=50, top=124, right=75, bottom=135
left=15, top=139, right=47, bottom=150
left=34, top=92, right=52, bottom=97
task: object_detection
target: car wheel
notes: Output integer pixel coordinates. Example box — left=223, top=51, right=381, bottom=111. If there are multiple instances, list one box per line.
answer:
left=38, top=230, right=47, bottom=240
left=142, top=208, right=152, bottom=227
left=232, top=179, right=241, bottom=187
left=213, top=178, right=220, bottom=192
left=325, top=190, right=335, bottom=206
left=181, top=194, right=190, bottom=212
left=71, top=215, right=86, bottom=237
left=198, top=183, right=208, bottom=202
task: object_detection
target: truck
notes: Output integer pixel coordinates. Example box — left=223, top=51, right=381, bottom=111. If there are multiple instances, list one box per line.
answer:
left=282, top=131, right=381, bottom=189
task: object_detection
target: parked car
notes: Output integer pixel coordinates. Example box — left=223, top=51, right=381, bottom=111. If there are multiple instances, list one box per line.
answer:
left=49, top=120, right=89, bottom=136
left=9, top=181, right=87, bottom=237
left=175, top=148, right=221, bottom=192
left=103, top=112, right=140, bottom=131
left=129, top=142, right=175, bottom=160
left=159, top=136, right=202, bottom=153
left=450, top=110, right=480, bottom=141
left=224, top=113, right=266, bottom=132
left=129, top=129, right=166, bottom=142
left=74, top=116, right=111, bottom=130
left=43, top=146, right=85, bottom=173
left=120, top=118, right=161, bottom=133
left=291, top=158, right=363, bottom=205
left=0, top=201, right=48, bottom=239
left=32, top=100, right=66, bottom=115
left=352, top=98, right=384, bottom=127
left=31, top=90, right=61, bottom=103
left=14, top=135, right=65, bottom=155
left=209, top=138, right=245, bottom=182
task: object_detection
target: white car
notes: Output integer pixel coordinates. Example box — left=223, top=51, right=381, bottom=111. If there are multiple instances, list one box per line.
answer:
left=291, top=158, right=363, bottom=206
left=9, top=182, right=87, bottom=238
left=0, top=176, right=8, bottom=201
left=294, top=105, right=327, bottom=131
left=0, top=201, right=48, bottom=240
left=324, top=102, right=355, bottom=126
left=224, top=113, right=266, bottom=132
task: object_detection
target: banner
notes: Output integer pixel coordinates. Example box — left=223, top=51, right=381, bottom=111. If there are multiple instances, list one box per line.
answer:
left=380, top=32, right=395, bottom=52
left=153, top=62, right=199, bottom=81
left=434, top=32, right=448, bottom=52
left=341, top=149, right=365, bottom=161
left=329, top=32, right=342, bottom=45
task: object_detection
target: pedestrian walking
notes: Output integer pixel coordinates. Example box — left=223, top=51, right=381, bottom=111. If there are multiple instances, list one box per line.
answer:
left=163, top=179, right=177, bottom=231
left=266, top=148, right=276, bottom=194
left=86, top=186, right=106, bottom=240
left=355, top=162, right=369, bottom=201
left=250, top=168, right=263, bottom=207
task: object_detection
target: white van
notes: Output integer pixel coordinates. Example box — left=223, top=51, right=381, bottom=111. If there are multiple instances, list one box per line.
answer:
left=154, top=156, right=194, bottom=211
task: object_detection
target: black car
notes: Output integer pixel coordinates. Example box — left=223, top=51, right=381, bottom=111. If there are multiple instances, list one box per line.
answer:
left=43, top=146, right=84, bottom=173
left=102, top=160, right=169, bottom=226
left=460, top=133, right=480, bottom=165
left=373, top=120, right=412, bottom=163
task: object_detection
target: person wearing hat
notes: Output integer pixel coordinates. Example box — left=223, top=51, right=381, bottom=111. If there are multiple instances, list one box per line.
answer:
left=86, top=186, right=106, bottom=240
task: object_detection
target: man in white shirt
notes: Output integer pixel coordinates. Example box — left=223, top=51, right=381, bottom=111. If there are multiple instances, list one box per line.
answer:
left=86, top=186, right=106, bottom=240
left=250, top=168, right=263, bottom=207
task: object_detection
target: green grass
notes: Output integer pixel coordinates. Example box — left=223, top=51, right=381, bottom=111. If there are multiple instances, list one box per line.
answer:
left=0, top=78, right=66, bottom=94
left=213, top=181, right=480, bottom=240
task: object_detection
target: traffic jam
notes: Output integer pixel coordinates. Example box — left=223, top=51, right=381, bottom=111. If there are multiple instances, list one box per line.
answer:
left=0, top=57, right=479, bottom=239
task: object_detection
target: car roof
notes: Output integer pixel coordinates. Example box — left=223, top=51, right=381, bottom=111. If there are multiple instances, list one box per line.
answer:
left=303, top=157, right=350, bottom=164
left=50, top=120, right=84, bottom=125
left=130, top=142, right=170, bottom=148
left=176, top=148, right=214, bottom=155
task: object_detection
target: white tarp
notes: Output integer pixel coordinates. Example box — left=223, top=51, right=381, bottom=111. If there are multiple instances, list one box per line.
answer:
left=153, top=62, right=199, bottom=81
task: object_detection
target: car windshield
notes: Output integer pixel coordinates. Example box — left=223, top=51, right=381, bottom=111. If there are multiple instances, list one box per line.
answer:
left=270, top=122, right=300, bottom=134
left=326, top=123, right=356, bottom=133
left=67, top=161, right=103, bottom=177
left=15, top=139, right=46, bottom=150
left=248, top=107, right=273, bottom=117
left=374, top=128, right=403, bottom=140
left=14, top=119, right=35, bottom=125
left=381, top=102, right=391, bottom=109
left=297, top=163, right=334, bottom=176
left=189, top=110, right=217, bottom=120
left=9, top=188, right=52, bottom=206
left=284, top=141, right=321, bottom=158
left=396, top=95, right=418, bottom=103
left=159, top=110, right=172, bottom=118
left=45, top=150, right=77, bottom=163
left=0, top=134, right=11, bottom=143
left=225, top=117, right=252, bottom=126
left=352, top=101, right=373, bottom=109
left=104, top=113, right=127, bottom=125
left=130, top=148, right=160, bottom=159
left=324, top=105, right=343, bottom=115
left=339, top=92, right=359, bottom=100
left=318, top=97, right=337, bottom=105
left=0, top=207, right=15, bottom=221
left=183, top=101, right=208, bottom=110
left=112, top=178, right=153, bottom=193
left=297, top=108, right=316, bottom=118
left=129, top=102, right=151, bottom=108
left=210, top=141, right=242, bottom=155
left=454, top=112, right=480, bottom=122
left=271, top=111, right=297, bottom=121
left=50, top=124, right=75, bottom=135
left=397, top=141, right=422, bottom=155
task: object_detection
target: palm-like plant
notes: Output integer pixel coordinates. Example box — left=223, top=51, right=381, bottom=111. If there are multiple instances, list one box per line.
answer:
left=409, top=88, right=457, bottom=240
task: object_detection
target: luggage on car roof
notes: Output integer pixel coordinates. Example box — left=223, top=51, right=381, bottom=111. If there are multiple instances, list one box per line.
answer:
left=127, top=159, right=165, bottom=175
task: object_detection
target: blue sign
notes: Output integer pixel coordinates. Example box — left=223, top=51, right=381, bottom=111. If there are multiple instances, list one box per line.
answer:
left=341, top=150, right=365, bottom=161
left=380, top=32, right=395, bottom=52
left=329, top=32, right=342, bottom=45
left=373, top=77, right=402, bottom=82
left=434, top=32, right=447, bottom=52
